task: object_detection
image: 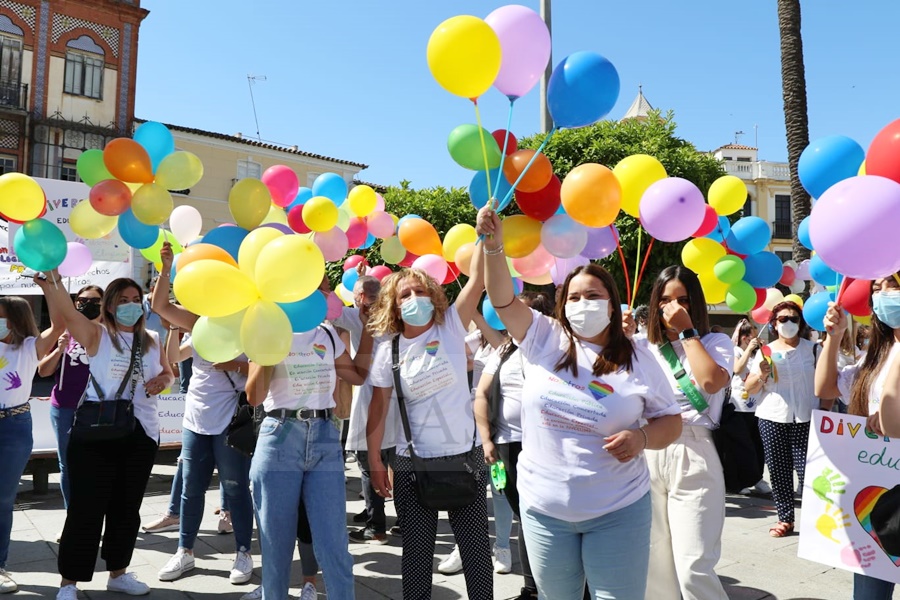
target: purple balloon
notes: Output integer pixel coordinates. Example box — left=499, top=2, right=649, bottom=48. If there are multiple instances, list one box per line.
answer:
left=550, top=256, right=590, bottom=286
left=260, top=223, right=294, bottom=235
left=639, top=178, right=706, bottom=242
left=58, top=242, right=92, bottom=277
left=485, top=5, right=551, bottom=99
left=581, top=225, right=619, bottom=259
left=809, top=175, right=900, bottom=279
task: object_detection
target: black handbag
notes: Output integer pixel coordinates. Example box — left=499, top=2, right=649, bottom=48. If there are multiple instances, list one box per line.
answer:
left=224, top=370, right=262, bottom=457
left=392, top=335, right=481, bottom=511
left=71, top=333, right=141, bottom=442
left=712, top=391, right=765, bottom=493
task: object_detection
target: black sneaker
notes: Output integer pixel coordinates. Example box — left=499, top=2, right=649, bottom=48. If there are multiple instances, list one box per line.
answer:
left=389, top=524, right=403, bottom=536
left=349, top=527, right=388, bottom=545
left=352, top=509, right=367, bottom=524
left=517, top=587, right=538, bottom=600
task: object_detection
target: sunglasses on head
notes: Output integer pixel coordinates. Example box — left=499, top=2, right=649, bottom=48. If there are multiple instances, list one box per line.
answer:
left=776, top=315, right=800, bottom=324
left=75, top=297, right=101, bottom=306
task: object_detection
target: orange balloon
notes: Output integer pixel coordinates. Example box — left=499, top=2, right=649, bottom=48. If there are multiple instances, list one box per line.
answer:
left=177, top=243, right=239, bottom=271
left=454, top=242, right=476, bottom=276
left=398, top=218, right=442, bottom=256
left=501, top=214, right=542, bottom=258
left=503, top=150, right=553, bottom=193
left=560, top=163, right=622, bottom=227
left=103, top=138, right=154, bottom=184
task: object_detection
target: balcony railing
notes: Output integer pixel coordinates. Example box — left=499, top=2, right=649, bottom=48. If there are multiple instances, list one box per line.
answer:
left=772, top=220, right=792, bottom=239
left=0, top=80, right=27, bottom=111
left=722, top=160, right=791, bottom=182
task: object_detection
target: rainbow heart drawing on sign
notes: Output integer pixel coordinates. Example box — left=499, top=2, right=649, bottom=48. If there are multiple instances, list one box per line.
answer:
left=425, top=340, right=440, bottom=356
left=854, top=486, right=900, bottom=566
left=312, top=344, right=327, bottom=359
left=588, top=380, right=614, bottom=401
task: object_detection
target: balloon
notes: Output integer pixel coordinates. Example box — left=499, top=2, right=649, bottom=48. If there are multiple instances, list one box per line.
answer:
left=541, top=214, right=588, bottom=258
left=789, top=279, right=806, bottom=294
left=454, top=242, right=476, bottom=276
left=369, top=265, right=392, bottom=282
left=133, top=121, right=175, bottom=172
left=398, top=218, right=442, bottom=256
left=130, top=183, right=173, bottom=225
left=228, top=178, right=272, bottom=230
left=139, top=229, right=183, bottom=265
left=0, top=173, right=44, bottom=222
left=798, top=135, right=865, bottom=198
left=170, top=259, right=256, bottom=317
left=797, top=216, right=813, bottom=250
left=335, top=205, right=351, bottom=232
left=288, top=187, right=314, bottom=211
left=841, top=278, right=873, bottom=317
left=795, top=259, right=811, bottom=281
left=864, top=119, right=900, bottom=185
left=692, top=205, right=719, bottom=237
left=380, top=236, right=406, bottom=264
left=201, top=225, right=248, bottom=262
left=255, top=236, right=325, bottom=303
left=343, top=255, right=367, bottom=272
left=448, top=124, right=502, bottom=171
left=681, top=238, right=726, bottom=275
left=809, top=175, right=900, bottom=279
left=779, top=265, right=796, bottom=286
left=75, top=149, right=114, bottom=187
left=561, top=163, right=621, bottom=227
left=743, top=252, right=784, bottom=288
left=708, top=175, right=748, bottom=216
left=547, top=52, right=620, bottom=129
left=240, top=301, right=292, bottom=365
left=442, top=224, right=477, bottom=262
left=511, top=244, right=554, bottom=278
left=69, top=200, right=117, bottom=239
left=399, top=251, right=418, bottom=268
left=89, top=179, right=132, bottom=216
left=302, top=196, right=339, bottom=232
left=725, top=281, right=756, bottom=313
left=341, top=268, right=359, bottom=292
left=177, top=243, right=238, bottom=271
left=325, top=292, right=344, bottom=320
left=426, top=15, right=501, bottom=99
left=763, top=288, right=785, bottom=311
left=705, top=216, right=732, bottom=243
left=261, top=165, right=299, bottom=208
left=751, top=306, right=772, bottom=324
left=117, top=208, right=159, bottom=249
left=725, top=216, right=772, bottom=256
left=154, top=151, right=204, bottom=190
left=581, top=225, right=619, bottom=260
left=238, top=227, right=283, bottom=280
left=366, top=211, right=395, bottom=239
left=550, top=255, right=591, bottom=286
left=313, top=227, right=350, bottom=262
left=713, top=255, right=746, bottom=284
left=347, top=185, right=377, bottom=217
left=58, top=242, right=92, bottom=277
left=515, top=175, right=561, bottom=221
left=613, top=154, right=667, bottom=217
left=170, top=205, right=203, bottom=246
left=469, top=167, right=514, bottom=211
left=12, top=219, right=66, bottom=271
left=279, top=292, right=327, bottom=333
left=783, top=293, right=805, bottom=309
left=502, top=214, right=542, bottom=258
left=491, top=130, right=518, bottom=155
left=503, top=150, right=552, bottom=193
left=412, top=254, right=448, bottom=283
left=286, top=205, right=311, bottom=234
left=443, top=262, right=460, bottom=285
left=102, top=138, right=154, bottom=184
left=345, top=217, right=368, bottom=248
left=803, top=291, right=832, bottom=332
left=311, top=173, right=348, bottom=204
left=520, top=272, right=553, bottom=286
left=482, top=297, right=505, bottom=331
left=698, top=272, right=729, bottom=304
left=640, top=178, right=706, bottom=243
left=809, top=253, right=840, bottom=286
left=484, top=5, right=551, bottom=98
left=191, top=311, right=245, bottom=363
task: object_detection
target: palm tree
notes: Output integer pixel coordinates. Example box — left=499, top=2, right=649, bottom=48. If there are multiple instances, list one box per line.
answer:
left=777, top=0, right=811, bottom=262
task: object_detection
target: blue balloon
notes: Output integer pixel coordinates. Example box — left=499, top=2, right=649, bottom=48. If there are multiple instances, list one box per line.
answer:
left=798, top=135, right=865, bottom=199
left=547, top=52, right=620, bottom=129
left=803, top=291, right=832, bottom=332
left=705, top=216, right=731, bottom=243
left=118, top=208, right=159, bottom=249
left=809, top=254, right=838, bottom=286
left=359, top=232, right=376, bottom=250
left=742, top=252, right=783, bottom=288
left=287, top=187, right=313, bottom=211
left=278, top=292, right=327, bottom=333
left=133, top=121, right=175, bottom=173
left=512, top=278, right=524, bottom=295
left=555, top=202, right=567, bottom=216
left=469, top=167, right=513, bottom=211
left=312, top=173, right=348, bottom=204
left=725, top=216, right=771, bottom=256
left=482, top=297, right=505, bottom=331
left=342, top=269, right=359, bottom=291
left=798, top=216, right=813, bottom=250
left=397, top=214, right=422, bottom=229
left=201, top=226, right=249, bottom=261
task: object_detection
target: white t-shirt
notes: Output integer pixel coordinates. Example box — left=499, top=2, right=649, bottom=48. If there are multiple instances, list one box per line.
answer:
left=482, top=346, right=524, bottom=444
left=85, top=328, right=163, bottom=441
left=751, top=338, right=819, bottom=423
left=644, top=333, right=734, bottom=429
left=332, top=307, right=399, bottom=452
left=838, top=342, right=900, bottom=415
left=183, top=336, right=247, bottom=436
left=0, top=337, right=37, bottom=409
left=264, top=325, right=346, bottom=412
left=370, top=305, right=475, bottom=459
left=730, top=345, right=760, bottom=413
left=515, top=311, right=680, bottom=522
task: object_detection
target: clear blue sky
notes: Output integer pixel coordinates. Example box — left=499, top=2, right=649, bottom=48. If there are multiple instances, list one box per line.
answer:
left=135, top=0, right=900, bottom=190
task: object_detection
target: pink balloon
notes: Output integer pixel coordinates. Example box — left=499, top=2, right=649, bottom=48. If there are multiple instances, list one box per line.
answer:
left=262, top=165, right=300, bottom=208
left=751, top=306, right=772, bottom=324
left=411, top=254, right=448, bottom=283
left=550, top=255, right=590, bottom=286
left=58, top=242, right=92, bottom=277
left=313, top=227, right=349, bottom=262
left=366, top=211, right=395, bottom=239
left=346, top=217, right=368, bottom=248
left=374, top=193, right=385, bottom=212
left=326, top=291, right=343, bottom=320
left=541, top=214, right=588, bottom=258
left=343, top=255, right=367, bottom=271
left=485, top=5, right=551, bottom=99
left=512, top=244, right=555, bottom=278
left=287, top=205, right=311, bottom=233
left=369, top=265, right=392, bottom=282
left=639, top=178, right=706, bottom=243
left=795, top=259, right=811, bottom=281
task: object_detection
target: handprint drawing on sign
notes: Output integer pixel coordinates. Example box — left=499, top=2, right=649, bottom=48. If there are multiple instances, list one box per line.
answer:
left=3, top=371, right=21, bottom=391
left=841, top=542, right=878, bottom=568
left=0, top=356, right=8, bottom=370
left=813, top=467, right=847, bottom=504
left=816, top=504, right=851, bottom=543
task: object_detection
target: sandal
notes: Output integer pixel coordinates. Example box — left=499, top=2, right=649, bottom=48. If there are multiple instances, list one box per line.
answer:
left=769, top=521, right=794, bottom=537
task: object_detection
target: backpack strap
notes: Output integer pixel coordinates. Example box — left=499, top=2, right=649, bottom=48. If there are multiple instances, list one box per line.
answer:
left=487, top=342, right=519, bottom=440
left=319, top=324, right=336, bottom=356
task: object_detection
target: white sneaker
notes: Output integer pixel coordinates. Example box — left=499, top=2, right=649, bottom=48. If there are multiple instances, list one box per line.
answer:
left=230, top=549, right=253, bottom=584
left=0, top=569, right=17, bottom=593
left=437, top=545, right=463, bottom=574
left=143, top=513, right=180, bottom=533
left=739, top=486, right=754, bottom=495
left=492, top=545, right=512, bottom=574
left=299, top=582, right=317, bottom=600
left=56, top=584, right=78, bottom=600
left=218, top=510, right=234, bottom=534
left=754, top=479, right=772, bottom=494
left=240, top=586, right=262, bottom=600
left=158, top=548, right=195, bottom=581
left=107, top=572, right=151, bottom=595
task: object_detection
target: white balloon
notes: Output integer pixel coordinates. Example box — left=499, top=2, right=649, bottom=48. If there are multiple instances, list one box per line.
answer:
left=789, top=279, right=806, bottom=294
left=763, top=288, right=784, bottom=310
left=170, top=205, right=203, bottom=246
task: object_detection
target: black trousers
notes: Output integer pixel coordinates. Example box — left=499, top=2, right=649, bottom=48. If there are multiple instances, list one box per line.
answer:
left=58, top=422, right=158, bottom=581
left=495, top=441, right=537, bottom=592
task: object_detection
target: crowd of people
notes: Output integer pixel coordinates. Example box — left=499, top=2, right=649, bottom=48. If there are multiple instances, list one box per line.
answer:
left=1, top=203, right=899, bottom=599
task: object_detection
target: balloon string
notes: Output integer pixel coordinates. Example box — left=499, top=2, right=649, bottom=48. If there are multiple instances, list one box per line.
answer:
left=496, top=98, right=516, bottom=213
left=632, top=228, right=642, bottom=307
left=499, top=126, right=557, bottom=209
left=614, top=226, right=631, bottom=306
left=632, top=238, right=655, bottom=308
left=472, top=100, right=493, bottom=204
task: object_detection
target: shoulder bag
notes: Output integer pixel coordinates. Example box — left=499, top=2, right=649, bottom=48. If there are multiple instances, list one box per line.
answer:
left=224, top=369, right=262, bottom=457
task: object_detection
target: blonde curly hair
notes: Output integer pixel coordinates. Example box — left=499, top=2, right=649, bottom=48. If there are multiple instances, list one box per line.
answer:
left=367, top=269, right=450, bottom=336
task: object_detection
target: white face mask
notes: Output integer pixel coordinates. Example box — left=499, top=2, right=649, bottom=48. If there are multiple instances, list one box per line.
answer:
left=565, top=299, right=610, bottom=339
left=776, top=321, right=800, bottom=339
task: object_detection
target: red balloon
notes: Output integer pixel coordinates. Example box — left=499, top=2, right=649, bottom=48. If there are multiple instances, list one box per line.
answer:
left=369, top=265, right=392, bottom=282
left=866, top=118, right=900, bottom=184
left=398, top=251, right=418, bottom=268
left=287, top=205, right=310, bottom=233
left=727, top=248, right=748, bottom=259
left=779, top=266, right=796, bottom=286
left=841, top=278, right=873, bottom=317
left=692, top=205, right=718, bottom=237
left=491, top=129, right=518, bottom=155
left=751, top=305, right=772, bottom=324
left=515, top=175, right=561, bottom=222
left=343, top=255, right=368, bottom=272
left=443, top=262, right=460, bottom=285
left=346, top=217, right=368, bottom=248
left=89, top=179, right=132, bottom=216
left=753, top=288, right=767, bottom=310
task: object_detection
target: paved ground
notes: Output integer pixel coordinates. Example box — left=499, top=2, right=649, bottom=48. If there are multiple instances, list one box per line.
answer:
left=9, top=454, right=855, bottom=599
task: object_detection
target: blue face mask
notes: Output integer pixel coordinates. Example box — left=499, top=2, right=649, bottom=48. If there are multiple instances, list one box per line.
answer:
left=115, top=302, right=144, bottom=327
left=873, top=292, right=900, bottom=329
left=400, top=296, right=434, bottom=327
left=0, top=318, right=9, bottom=341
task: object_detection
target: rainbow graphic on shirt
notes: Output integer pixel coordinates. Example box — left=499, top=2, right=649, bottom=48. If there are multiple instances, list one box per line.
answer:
left=425, top=340, right=440, bottom=356
left=312, top=344, right=327, bottom=359
left=588, top=380, right=614, bottom=400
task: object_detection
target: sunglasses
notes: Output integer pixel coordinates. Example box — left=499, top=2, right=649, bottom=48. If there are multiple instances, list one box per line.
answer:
left=75, top=297, right=101, bottom=306
left=775, top=315, right=800, bottom=324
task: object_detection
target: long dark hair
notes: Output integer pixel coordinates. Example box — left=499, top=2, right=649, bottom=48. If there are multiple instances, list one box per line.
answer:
left=647, top=266, right=711, bottom=345
left=101, top=278, right=155, bottom=353
left=0, top=296, right=39, bottom=348
left=554, top=263, right=634, bottom=377
left=849, top=279, right=898, bottom=417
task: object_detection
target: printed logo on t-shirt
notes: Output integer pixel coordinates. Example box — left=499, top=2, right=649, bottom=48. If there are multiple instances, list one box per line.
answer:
left=0, top=356, right=21, bottom=392
left=425, top=340, right=440, bottom=356
left=67, top=340, right=89, bottom=367
left=312, top=344, right=327, bottom=359
left=588, top=380, right=613, bottom=400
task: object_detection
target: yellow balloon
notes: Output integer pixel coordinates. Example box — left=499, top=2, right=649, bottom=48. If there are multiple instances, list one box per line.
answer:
left=261, top=203, right=288, bottom=226
left=520, top=272, right=553, bottom=286
left=783, top=293, right=804, bottom=309
left=336, top=204, right=352, bottom=232
left=302, top=196, right=338, bottom=232
left=70, top=200, right=117, bottom=239
left=347, top=185, right=377, bottom=217
left=255, top=236, right=325, bottom=303
left=681, top=238, right=726, bottom=275
left=336, top=284, right=354, bottom=306
left=0, top=173, right=45, bottom=221
left=380, top=236, right=406, bottom=264
left=131, top=183, right=173, bottom=225
left=853, top=313, right=871, bottom=325
left=698, top=272, right=729, bottom=304
left=442, top=223, right=477, bottom=262
left=763, top=288, right=785, bottom=310
left=238, top=227, right=284, bottom=280
left=858, top=161, right=866, bottom=176
left=174, top=259, right=259, bottom=317
left=229, top=179, right=272, bottom=230
left=502, top=215, right=542, bottom=259
left=241, top=301, right=292, bottom=366
left=155, top=151, right=204, bottom=190
left=192, top=310, right=246, bottom=363
left=613, top=155, right=667, bottom=218
left=426, top=15, right=501, bottom=99
left=125, top=182, right=143, bottom=194
left=708, top=175, right=748, bottom=216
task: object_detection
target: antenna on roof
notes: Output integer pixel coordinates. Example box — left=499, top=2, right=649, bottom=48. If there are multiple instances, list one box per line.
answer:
left=734, top=130, right=745, bottom=145
left=247, top=74, right=267, bottom=142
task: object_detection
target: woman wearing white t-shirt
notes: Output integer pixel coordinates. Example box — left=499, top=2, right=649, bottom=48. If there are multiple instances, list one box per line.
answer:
left=0, top=296, right=60, bottom=593
left=642, top=266, right=734, bottom=600
left=38, top=273, right=174, bottom=599
left=477, top=208, right=682, bottom=600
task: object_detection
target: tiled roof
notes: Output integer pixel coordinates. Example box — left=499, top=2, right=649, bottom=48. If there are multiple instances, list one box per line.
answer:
left=352, top=180, right=387, bottom=194
left=621, top=87, right=654, bottom=121
left=716, top=144, right=758, bottom=151
left=134, top=118, right=368, bottom=169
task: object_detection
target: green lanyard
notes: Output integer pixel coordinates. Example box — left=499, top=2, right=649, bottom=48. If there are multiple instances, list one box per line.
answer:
left=658, top=341, right=709, bottom=413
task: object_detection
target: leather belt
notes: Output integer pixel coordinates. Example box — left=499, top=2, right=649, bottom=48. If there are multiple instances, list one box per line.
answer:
left=266, top=408, right=333, bottom=421
left=0, top=403, right=31, bottom=419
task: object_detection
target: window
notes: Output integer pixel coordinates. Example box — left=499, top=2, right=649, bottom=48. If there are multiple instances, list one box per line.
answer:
left=60, top=162, right=78, bottom=182
left=307, top=172, right=321, bottom=187
left=237, top=159, right=262, bottom=180
left=0, top=155, right=15, bottom=174
left=0, top=33, right=22, bottom=84
left=742, top=193, right=752, bottom=217
left=774, top=194, right=791, bottom=238
left=63, top=35, right=106, bottom=100
left=736, top=157, right=751, bottom=162
left=775, top=250, right=793, bottom=263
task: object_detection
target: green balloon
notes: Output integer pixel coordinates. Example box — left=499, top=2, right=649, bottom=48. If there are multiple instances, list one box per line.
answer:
left=76, top=149, right=114, bottom=187
left=139, top=229, right=183, bottom=265
left=713, top=255, right=746, bottom=284
left=447, top=124, right=502, bottom=171
left=14, top=219, right=68, bottom=271
left=725, top=280, right=756, bottom=313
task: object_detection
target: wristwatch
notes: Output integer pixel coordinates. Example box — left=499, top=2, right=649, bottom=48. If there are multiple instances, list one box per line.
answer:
left=679, top=328, right=699, bottom=340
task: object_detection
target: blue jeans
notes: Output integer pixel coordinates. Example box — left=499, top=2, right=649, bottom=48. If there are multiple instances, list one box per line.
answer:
left=854, top=573, right=895, bottom=600
left=521, top=493, right=651, bottom=600
left=50, top=405, right=76, bottom=509
left=167, top=456, right=184, bottom=517
left=491, top=476, right=514, bottom=550
left=180, top=429, right=252, bottom=551
left=0, top=410, right=33, bottom=568
left=251, top=417, right=352, bottom=600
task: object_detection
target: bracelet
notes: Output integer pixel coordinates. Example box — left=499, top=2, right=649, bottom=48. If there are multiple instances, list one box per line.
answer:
left=483, top=244, right=505, bottom=256
left=168, top=325, right=179, bottom=330
left=492, top=296, right=516, bottom=310
left=638, top=426, right=649, bottom=451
